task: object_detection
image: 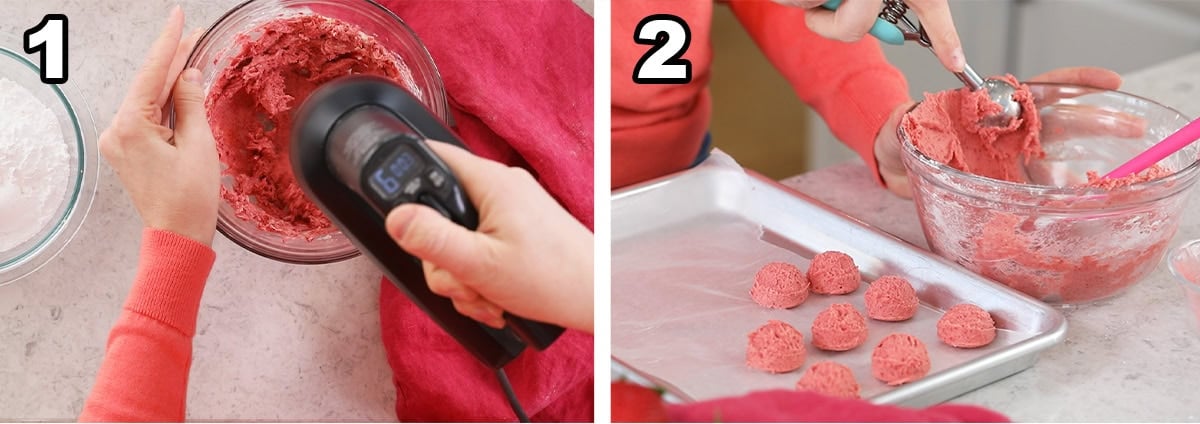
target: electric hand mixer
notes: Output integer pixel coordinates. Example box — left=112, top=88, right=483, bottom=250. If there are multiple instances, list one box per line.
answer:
left=289, top=76, right=564, bottom=377
left=823, top=0, right=1020, bottom=126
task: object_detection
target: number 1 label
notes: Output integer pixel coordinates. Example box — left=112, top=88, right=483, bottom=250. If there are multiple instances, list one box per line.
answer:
left=24, top=15, right=69, bottom=84
left=632, top=15, right=692, bottom=84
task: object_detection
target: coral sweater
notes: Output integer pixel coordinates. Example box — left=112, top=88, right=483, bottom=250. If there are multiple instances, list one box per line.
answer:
left=611, top=0, right=910, bottom=189
left=79, top=229, right=216, bottom=422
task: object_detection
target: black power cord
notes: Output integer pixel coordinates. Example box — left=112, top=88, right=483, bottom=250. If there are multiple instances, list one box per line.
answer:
left=496, top=368, right=530, bottom=422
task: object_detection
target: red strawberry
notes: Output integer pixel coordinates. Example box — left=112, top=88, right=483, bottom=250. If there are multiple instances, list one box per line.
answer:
left=611, top=380, right=669, bottom=423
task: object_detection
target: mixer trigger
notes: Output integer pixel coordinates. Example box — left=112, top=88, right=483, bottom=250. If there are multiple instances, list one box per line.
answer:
left=419, top=193, right=454, bottom=219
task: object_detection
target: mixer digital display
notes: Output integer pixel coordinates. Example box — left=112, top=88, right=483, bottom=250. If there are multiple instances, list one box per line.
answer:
left=369, top=147, right=421, bottom=199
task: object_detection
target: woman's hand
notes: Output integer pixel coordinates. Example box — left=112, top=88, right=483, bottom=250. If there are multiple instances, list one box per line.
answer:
left=99, top=7, right=217, bottom=246
left=772, top=0, right=965, bottom=72
left=385, top=141, right=594, bottom=333
left=873, top=67, right=1126, bottom=198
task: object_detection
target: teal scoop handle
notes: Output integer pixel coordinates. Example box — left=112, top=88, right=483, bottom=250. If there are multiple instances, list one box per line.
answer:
left=820, top=0, right=905, bottom=45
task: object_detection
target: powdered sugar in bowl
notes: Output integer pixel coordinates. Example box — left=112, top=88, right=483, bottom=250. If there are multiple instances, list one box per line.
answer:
left=0, top=44, right=98, bottom=286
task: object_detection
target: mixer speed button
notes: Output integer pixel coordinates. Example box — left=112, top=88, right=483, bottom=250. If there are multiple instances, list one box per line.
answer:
left=403, top=178, right=422, bottom=196
left=428, top=168, right=446, bottom=188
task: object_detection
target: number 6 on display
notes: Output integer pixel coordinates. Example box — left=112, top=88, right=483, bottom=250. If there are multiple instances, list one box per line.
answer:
left=632, top=15, right=692, bottom=84
left=24, top=15, right=69, bottom=84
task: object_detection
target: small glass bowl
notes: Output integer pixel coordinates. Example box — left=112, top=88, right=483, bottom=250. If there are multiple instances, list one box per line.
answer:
left=1167, top=239, right=1200, bottom=332
left=0, top=45, right=99, bottom=286
left=175, top=0, right=448, bottom=264
left=900, top=83, right=1200, bottom=305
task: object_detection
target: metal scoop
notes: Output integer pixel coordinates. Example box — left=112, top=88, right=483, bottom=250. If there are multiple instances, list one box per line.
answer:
left=881, top=0, right=1021, bottom=126
left=954, top=62, right=1022, bottom=127
left=823, top=0, right=1022, bottom=126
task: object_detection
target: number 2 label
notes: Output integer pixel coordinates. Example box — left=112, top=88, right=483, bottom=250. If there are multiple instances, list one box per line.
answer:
left=632, top=15, right=692, bottom=84
left=24, top=15, right=69, bottom=84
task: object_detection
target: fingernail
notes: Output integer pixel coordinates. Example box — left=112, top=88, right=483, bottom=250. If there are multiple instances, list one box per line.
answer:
left=485, top=315, right=507, bottom=329
left=182, top=68, right=201, bottom=83
left=951, top=47, right=966, bottom=72
left=445, top=286, right=469, bottom=300
left=472, top=306, right=505, bottom=329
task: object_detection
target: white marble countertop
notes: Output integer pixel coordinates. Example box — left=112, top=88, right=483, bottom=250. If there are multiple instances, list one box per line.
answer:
left=0, top=0, right=588, bottom=421
left=779, top=52, right=1200, bottom=422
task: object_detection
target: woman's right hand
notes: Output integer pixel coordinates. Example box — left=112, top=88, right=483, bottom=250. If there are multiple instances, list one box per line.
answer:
left=385, top=141, right=594, bottom=334
left=772, top=0, right=966, bottom=73
left=100, top=7, right=217, bottom=246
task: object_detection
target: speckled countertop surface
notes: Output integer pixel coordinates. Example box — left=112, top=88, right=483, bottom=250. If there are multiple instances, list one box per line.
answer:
left=0, top=0, right=590, bottom=421
left=780, top=52, right=1200, bottom=422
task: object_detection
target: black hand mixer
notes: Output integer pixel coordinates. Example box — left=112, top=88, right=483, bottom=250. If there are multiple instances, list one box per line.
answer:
left=290, top=75, right=565, bottom=420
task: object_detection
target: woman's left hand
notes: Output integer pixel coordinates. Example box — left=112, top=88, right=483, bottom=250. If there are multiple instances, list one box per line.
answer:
left=873, top=67, right=1125, bottom=198
left=100, top=7, right=217, bottom=245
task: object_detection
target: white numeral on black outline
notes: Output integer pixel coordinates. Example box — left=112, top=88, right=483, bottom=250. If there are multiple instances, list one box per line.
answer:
left=24, top=15, right=69, bottom=84
left=632, top=14, right=692, bottom=84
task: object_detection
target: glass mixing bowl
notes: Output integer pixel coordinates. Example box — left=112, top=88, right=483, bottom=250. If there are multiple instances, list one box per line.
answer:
left=0, top=45, right=99, bottom=286
left=900, top=83, right=1200, bottom=305
left=176, top=0, right=449, bottom=264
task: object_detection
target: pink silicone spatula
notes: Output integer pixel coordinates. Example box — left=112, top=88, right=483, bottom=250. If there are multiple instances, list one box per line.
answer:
left=1104, top=115, right=1200, bottom=179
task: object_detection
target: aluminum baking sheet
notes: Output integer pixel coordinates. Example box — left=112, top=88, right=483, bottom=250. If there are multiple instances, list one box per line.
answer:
left=611, top=153, right=1067, bottom=407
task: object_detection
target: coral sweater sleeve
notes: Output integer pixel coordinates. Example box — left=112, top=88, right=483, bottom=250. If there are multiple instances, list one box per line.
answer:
left=611, top=0, right=715, bottom=189
left=79, top=229, right=217, bottom=422
left=611, top=1, right=909, bottom=189
left=726, top=0, right=910, bottom=184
